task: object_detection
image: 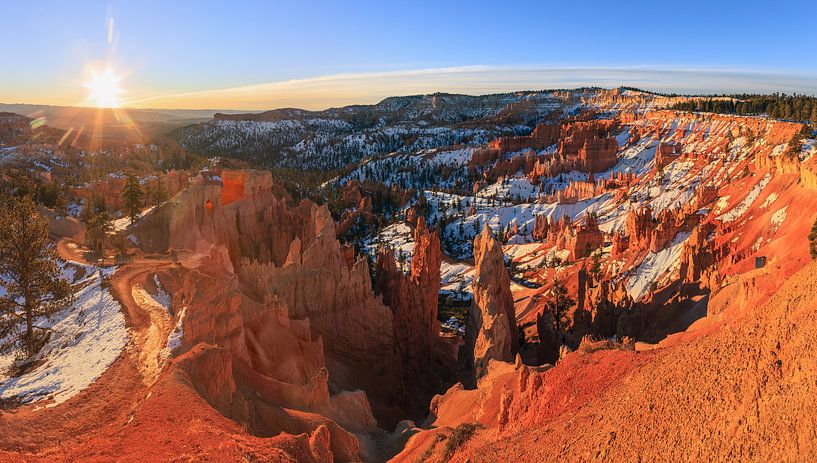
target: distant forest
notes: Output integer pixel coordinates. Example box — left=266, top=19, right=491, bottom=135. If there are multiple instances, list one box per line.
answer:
left=669, top=94, right=817, bottom=124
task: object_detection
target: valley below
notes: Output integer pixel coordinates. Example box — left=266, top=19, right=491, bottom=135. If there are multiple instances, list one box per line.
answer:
left=1, top=87, right=817, bottom=462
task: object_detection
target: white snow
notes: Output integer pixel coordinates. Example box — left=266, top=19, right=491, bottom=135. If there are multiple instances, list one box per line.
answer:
left=770, top=206, right=787, bottom=232
left=366, top=222, right=415, bottom=272
left=477, top=177, right=540, bottom=201
left=598, top=137, right=657, bottom=178
left=718, top=174, right=771, bottom=223
left=0, top=266, right=127, bottom=407
left=152, top=275, right=172, bottom=314
left=440, top=261, right=475, bottom=295
left=760, top=192, right=778, bottom=209
left=160, top=306, right=186, bottom=361
left=625, top=232, right=690, bottom=300
left=714, top=195, right=731, bottom=214
left=113, top=206, right=156, bottom=231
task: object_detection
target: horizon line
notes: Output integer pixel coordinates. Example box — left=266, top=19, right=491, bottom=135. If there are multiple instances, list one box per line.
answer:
left=4, top=65, right=817, bottom=113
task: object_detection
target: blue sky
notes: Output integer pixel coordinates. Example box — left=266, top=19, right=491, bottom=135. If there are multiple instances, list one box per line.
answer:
left=1, top=0, right=815, bottom=109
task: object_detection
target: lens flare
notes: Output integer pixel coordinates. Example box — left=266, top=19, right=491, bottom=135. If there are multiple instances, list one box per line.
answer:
left=84, top=67, right=123, bottom=108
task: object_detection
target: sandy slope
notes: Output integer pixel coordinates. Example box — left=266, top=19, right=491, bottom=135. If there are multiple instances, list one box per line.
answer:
left=440, top=260, right=817, bottom=462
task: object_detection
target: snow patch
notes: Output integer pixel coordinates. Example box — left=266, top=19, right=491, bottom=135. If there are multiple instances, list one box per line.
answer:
left=760, top=192, right=778, bottom=210
left=0, top=268, right=127, bottom=407
left=160, top=306, right=186, bottom=361
left=770, top=206, right=787, bottom=233
left=626, top=232, right=690, bottom=300
left=718, top=174, right=771, bottom=223
left=714, top=195, right=731, bottom=214
left=152, top=275, right=172, bottom=314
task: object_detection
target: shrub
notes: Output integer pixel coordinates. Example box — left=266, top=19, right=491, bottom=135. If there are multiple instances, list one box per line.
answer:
left=443, top=423, right=481, bottom=460
left=809, top=217, right=817, bottom=259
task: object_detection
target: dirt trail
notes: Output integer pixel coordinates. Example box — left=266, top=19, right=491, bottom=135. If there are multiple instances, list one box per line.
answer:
left=55, top=238, right=88, bottom=264
left=115, top=262, right=175, bottom=386
left=0, top=242, right=177, bottom=455
left=55, top=238, right=177, bottom=378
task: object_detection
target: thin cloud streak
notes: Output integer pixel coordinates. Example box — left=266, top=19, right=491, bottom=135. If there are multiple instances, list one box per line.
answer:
left=125, top=66, right=817, bottom=111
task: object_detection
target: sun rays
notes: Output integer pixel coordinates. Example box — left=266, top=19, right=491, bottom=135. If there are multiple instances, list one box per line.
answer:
left=84, top=67, right=123, bottom=109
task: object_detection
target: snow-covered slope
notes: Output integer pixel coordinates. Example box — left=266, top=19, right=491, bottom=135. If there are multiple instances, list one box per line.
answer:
left=0, top=264, right=127, bottom=407
left=174, top=91, right=572, bottom=169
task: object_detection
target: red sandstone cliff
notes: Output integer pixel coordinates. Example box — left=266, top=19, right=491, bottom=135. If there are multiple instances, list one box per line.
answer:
left=130, top=171, right=405, bottom=429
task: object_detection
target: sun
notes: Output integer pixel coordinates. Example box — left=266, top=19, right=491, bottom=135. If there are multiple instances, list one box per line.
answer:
left=84, top=67, right=123, bottom=108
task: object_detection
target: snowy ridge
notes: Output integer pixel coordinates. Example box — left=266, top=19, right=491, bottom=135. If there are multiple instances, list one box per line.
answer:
left=718, top=173, right=771, bottom=222
left=175, top=90, right=569, bottom=170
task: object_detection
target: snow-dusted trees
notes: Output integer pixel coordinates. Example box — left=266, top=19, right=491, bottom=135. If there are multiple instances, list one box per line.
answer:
left=0, top=196, right=74, bottom=355
left=81, top=193, right=112, bottom=257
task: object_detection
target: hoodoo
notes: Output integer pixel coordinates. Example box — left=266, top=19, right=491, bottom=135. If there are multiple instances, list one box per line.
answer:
left=465, top=227, right=519, bottom=381
left=375, top=216, right=457, bottom=421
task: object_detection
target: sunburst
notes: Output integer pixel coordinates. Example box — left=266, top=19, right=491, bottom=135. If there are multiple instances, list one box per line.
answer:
left=84, top=67, right=123, bottom=108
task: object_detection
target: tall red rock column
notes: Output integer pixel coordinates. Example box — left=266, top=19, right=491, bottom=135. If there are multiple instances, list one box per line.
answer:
left=374, top=217, right=454, bottom=420
left=469, top=227, right=519, bottom=379
left=408, top=217, right=443, bottom=342
left=376, top=217, right=442, bottom=376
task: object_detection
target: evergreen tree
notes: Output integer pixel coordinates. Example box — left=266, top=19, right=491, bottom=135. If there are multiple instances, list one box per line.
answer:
left=89, top=192, right=106, bottom=215
left=121, top=174, right=144, bottom=225
left=670, top=93, right=817, bottom=123
left=36, top=181, right=62, bottom=209
left=517, top=324, right=526, bottom=347
left=80, top=192, right=113, bottom=257
left=84, top=211, right=113, bottom=257
left=589, top=252, right=602, bottom=280
left=545, top=278, right=575, bottom=344
left=0, top=196, right=74, bottom=355
left=809, top=217, right=817, bottom=260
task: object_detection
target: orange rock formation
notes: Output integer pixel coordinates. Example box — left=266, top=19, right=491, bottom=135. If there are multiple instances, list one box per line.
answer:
left=465, top=228, right=519, bottom=381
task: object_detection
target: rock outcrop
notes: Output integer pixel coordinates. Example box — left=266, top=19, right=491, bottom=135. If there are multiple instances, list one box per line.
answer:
left=466, top=227, right=519, bottom=381
left=471, top=123, right=560, bottom=164
left=420, top=260, right=817, bottom=463
left=131, top=170, right=404, bottom=429
left=532, top=214, right=604, bottom=260
left=374, top=217, right=456, bottom=419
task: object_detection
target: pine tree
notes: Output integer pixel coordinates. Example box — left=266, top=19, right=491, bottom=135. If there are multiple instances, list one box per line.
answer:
left=121, top=174, right=144, bottom=225
left=589, top=252, right=602, bottom=280
left=517, top=324, right=526, bottom=347
left=89, top=192, right=106, bottom=215
left=808, top=217, right=817, bottom=260
left=85, top=211, right=113, bottom=257
left=545, top=278, right=575, bottom=343
left=0, top=196, right=74, bottom=355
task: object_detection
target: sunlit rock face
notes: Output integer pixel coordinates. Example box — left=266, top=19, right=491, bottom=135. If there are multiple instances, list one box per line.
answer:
left=132, top=169, right=462, bottom=428
left=374, top=216, right=457, bottom=420
left=465, top=227, right=519, bottom=381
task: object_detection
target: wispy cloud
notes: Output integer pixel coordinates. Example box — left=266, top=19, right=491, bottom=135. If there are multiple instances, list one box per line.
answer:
left=125, top=65, right=817, bottom=111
